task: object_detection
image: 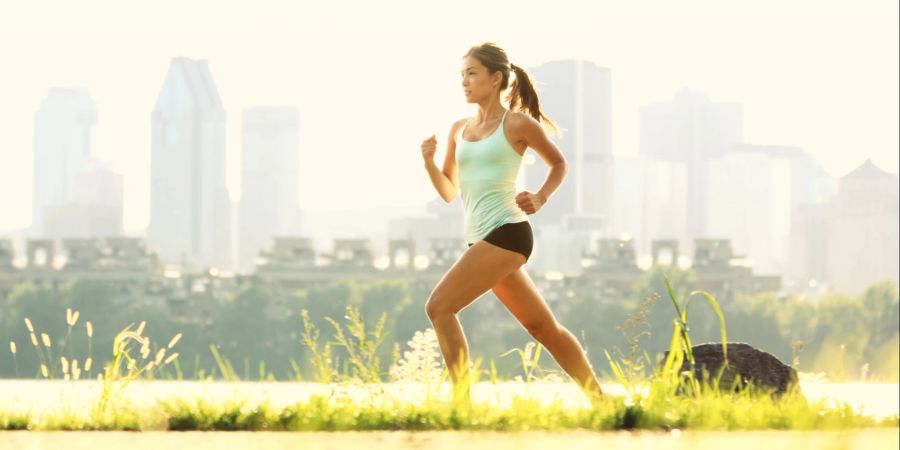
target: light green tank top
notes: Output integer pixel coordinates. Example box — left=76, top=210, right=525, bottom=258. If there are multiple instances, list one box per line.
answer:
left=455, top=109, right=528, bottom=244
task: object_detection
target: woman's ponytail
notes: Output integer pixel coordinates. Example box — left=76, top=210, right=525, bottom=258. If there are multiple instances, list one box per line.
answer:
left=507, top=63, right=561, bottom=137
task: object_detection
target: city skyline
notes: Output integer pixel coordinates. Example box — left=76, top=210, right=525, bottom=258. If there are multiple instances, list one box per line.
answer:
left=1, top=1, right=897, bottom=235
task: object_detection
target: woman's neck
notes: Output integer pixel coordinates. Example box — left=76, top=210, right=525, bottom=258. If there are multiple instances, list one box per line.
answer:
left=474, top=101, right=506, bottom=125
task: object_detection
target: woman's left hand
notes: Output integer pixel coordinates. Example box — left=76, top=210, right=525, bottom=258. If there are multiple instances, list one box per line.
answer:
left=515, top=191, right=545, bottom=215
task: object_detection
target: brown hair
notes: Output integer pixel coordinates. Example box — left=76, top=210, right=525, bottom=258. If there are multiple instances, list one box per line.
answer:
left=464, top=42, right=561, bottom=137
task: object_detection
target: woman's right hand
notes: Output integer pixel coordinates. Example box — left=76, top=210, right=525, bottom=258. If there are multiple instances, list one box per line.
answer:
left=421, top=134, right=437, bottom=164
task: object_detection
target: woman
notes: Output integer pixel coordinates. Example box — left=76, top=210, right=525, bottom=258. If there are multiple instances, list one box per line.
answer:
left=420, top=42, right=604, bottom=404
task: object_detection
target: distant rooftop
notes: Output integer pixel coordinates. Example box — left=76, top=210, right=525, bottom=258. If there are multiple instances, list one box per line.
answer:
left=841, top=158, right=897, bottom=180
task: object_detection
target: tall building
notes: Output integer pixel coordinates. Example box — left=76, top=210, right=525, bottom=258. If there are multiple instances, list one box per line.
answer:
left=639, top=88, right=743, bottom=241
left=788, top=202, right=829, bottom=290
left=523, top=60, right=614, bottom=274
left=32, top=88, right=123, bottom=238
left=784, top=148, right=837, bottom=290
left=730, top=144, right=836, bottom=206
left=705, top=148, right=792, bottom=274
left=44, top=159, right=124, bottom=238
left=613, top=155, right=687, bottom=258
left=725, top=145, right=837, bottom=287
left=149, top=57, right=231, bottom=271
left=524, top=60, right=614, bottom=233
left=238, top=107, right=301, bottom=272
left=826, top=159, right=899, bottom=294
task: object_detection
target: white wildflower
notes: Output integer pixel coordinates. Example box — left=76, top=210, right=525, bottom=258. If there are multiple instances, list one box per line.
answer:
left=389, top=328, right=443, bottom=384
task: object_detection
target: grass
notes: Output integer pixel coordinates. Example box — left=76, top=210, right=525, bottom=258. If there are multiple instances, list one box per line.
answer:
left=7, top=307, right=183, bottom=426
left=93, top=321, right=182, bottom=422
left=604, top=271, right=735, bottom=402
left=1, top=272, right=898, bottom=432
left=1, top=382, right=896, bottom=431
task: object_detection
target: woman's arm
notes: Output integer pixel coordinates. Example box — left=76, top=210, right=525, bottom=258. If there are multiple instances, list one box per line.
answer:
left=517, top=113, right=568, bottom=207
left=422, top=119, right=464, bottom=203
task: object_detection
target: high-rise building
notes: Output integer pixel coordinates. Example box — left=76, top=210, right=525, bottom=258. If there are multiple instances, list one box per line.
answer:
left=44, top=159, right=123, bottom=238
left=730, top=144, right=836, bottom=206
left=640, top=88, right=743, bottom=241
left=524, top=60, right=613, bottom=233
left=788, top=202, right=829, bottom=290
left=613, top=155, right=687, bottom=258
left=32, top=88, right=123, bottom=238
left=705, top=148, right=792, bottom=275
left=523, top=60, right=614, bottom=274
left=149, top=57, right=231, bottom=271
left=784, top=146, right=837, bottom=290
left=238, top=107, right=300, bottom=272
left=721, top=145, right=837, bottom=286
left=826, top=159, right=899, bottom=294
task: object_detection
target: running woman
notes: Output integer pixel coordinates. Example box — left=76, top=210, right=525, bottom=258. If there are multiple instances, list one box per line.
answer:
left=420, top=42, right=604, bottom=404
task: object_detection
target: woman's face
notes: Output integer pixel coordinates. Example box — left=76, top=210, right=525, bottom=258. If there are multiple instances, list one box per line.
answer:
left=460, top=56, right=500, bottom=104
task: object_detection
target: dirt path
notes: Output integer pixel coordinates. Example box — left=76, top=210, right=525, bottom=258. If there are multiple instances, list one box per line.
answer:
left=1, top=428, right=897, bottom=450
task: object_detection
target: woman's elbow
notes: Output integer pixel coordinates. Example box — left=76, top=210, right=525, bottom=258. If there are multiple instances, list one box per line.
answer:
left=443, top=191, right=457, bottom=204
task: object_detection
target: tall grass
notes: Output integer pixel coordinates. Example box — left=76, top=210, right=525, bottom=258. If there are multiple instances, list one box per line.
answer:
left=605, top=270, right=735, bottom=403
left=497, top=340, right=565, bottom=396
left=299, top=308, right=338, bottom=383
left=92, top=320, right=183, bottom=422
left=2, top=275, right=898, bottom=432
left=8, top=309, right=183, bottom=425
left=323, top=305, right=388, bottom=383
left=11, top=310, right=95, bottom=381
left=4, top=383, right=895, bottom=431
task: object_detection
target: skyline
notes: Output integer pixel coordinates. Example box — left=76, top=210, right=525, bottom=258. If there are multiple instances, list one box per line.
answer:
left=1, top=1, right=897, bottom=234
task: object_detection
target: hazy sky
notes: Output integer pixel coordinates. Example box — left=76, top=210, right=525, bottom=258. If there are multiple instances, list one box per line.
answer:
left=1, top=0, right=897, bottom=234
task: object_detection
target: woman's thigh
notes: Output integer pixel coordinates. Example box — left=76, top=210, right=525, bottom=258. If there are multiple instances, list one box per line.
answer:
left=426, top=241, right=526, bottom=316
left=490, top=266, right=559, bottom=335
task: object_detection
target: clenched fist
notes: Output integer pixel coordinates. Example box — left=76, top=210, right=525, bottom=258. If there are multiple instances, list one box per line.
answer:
left=515, top=191, right=546, bottom=215
left=421, top=135, right=437, bottom=163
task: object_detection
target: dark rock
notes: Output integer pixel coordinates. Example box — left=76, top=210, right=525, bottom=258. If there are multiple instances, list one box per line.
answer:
left=661, top=342, right=800, bottom=397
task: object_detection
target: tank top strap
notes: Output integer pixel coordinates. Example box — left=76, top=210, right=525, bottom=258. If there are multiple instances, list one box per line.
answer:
left=458, top=110, right=508, bottom=142
left=457, top=119, right=468, bottom=140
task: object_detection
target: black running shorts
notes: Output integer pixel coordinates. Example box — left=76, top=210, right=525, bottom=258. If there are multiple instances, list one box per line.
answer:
left=467, top=220, right=533, bottom=262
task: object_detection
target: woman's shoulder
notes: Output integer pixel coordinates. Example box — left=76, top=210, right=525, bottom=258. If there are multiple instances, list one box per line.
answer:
left=505, top=110, right=543, bottom=141
left=450, top=117, right=469, bottom=140
left=506, top=110, right=539, bottom=128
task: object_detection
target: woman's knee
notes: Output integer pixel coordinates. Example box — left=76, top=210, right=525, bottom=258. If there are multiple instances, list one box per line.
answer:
left=425, top=291, right=455, bottom=320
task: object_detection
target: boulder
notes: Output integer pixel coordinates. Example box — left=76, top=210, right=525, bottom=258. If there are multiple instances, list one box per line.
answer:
left=661, top=342, right=800, bottom=397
